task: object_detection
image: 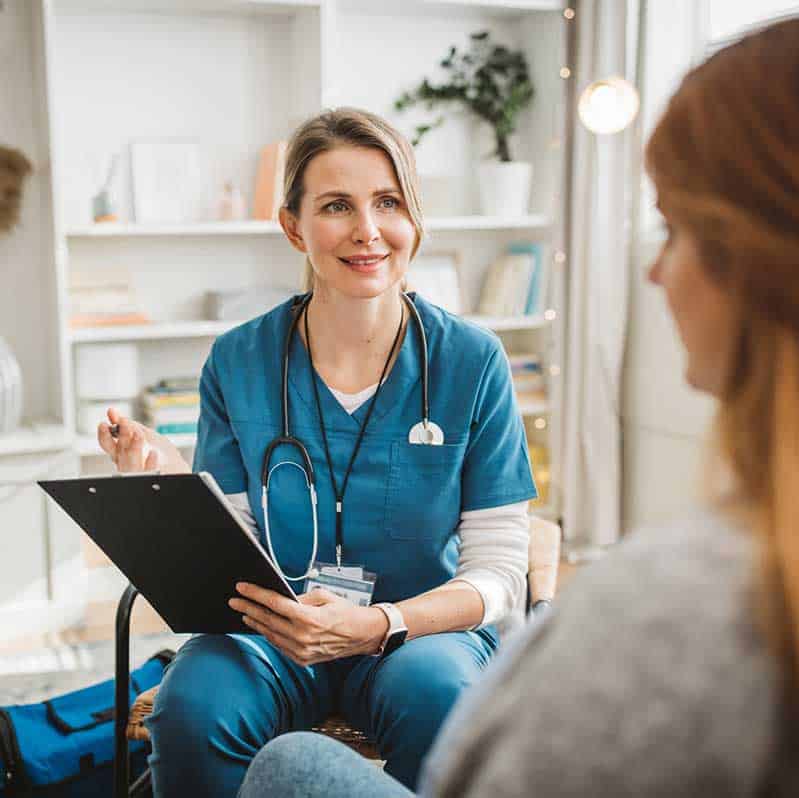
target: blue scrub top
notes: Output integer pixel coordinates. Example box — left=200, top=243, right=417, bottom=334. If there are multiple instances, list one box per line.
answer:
left=194, top=294, right=537, bottom=604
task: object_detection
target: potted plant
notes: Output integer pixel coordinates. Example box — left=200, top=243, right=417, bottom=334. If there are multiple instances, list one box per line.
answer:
left=395, top=31, right=535, bottom=217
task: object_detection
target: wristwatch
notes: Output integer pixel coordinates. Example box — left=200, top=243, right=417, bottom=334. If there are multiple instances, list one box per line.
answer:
left=373, top=602, right=408, bottom=657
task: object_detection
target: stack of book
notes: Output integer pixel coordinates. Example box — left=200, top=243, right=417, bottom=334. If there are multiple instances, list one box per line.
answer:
left=69, top=266, right=150, bottom=328
left=477, top=242, right=549, bottom=317
left=142, top=377, right=200, bottom=436
left=508, top=353, right=546, bottom=402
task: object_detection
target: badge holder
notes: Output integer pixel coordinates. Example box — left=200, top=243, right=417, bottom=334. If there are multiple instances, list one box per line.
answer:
left=305, top=562, right=377, bottom=607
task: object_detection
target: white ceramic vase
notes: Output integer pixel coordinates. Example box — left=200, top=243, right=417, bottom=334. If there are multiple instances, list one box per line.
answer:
left=477, top=160, right=533, bottom=217
left=0, top=336, right=23, bottom=434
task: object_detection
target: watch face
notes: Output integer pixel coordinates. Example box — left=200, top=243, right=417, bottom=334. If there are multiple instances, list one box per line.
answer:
left=383, top=628, right=408, bottom=657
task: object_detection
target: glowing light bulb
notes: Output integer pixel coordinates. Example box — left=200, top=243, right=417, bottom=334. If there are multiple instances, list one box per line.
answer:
left=534, top=417, right=547, bottom=430
left=578, top=76, right=640, bottom=135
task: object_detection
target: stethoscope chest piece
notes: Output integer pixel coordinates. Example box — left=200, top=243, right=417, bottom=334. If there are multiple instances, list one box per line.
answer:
left=408, top=420, right=445, bottom=445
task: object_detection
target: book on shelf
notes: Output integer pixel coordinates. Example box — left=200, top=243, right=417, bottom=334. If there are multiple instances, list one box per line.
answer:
left=476, top=242, right=549, bottom=317
left=507, top=352, right=546, bottom=398
left=253, top=141, right=287, bottom=221
left=69, top=266, right=151, bottom=328
left=152, top=422, right=199, bottom=436
left=142, top=378, right=200, bottom=433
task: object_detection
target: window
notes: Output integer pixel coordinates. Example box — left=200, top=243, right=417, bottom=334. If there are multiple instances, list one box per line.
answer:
left=707, top=0, right=799, bottom=44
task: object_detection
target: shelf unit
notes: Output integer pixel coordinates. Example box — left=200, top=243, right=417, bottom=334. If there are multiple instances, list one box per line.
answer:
left=64, top=214, right=552, bottom=238
left=0, top=0, right=570, bottom=639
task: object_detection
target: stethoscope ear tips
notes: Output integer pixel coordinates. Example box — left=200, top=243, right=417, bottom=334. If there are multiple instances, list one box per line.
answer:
left=408, top=420, right=445, bottom=445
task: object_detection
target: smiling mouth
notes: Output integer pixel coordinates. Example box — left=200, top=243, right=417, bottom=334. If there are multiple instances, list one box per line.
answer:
left=338, top=254, right=389, bottom=272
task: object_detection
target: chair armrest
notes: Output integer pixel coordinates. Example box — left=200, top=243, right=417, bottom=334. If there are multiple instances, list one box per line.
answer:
left=528, top=517, right=561, bottom=604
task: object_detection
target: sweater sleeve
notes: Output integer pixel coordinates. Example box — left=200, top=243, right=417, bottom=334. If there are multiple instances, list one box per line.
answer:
left=449, top=501, right=530, bottom=628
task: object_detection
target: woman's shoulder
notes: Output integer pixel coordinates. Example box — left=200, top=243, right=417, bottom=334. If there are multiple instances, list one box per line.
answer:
left=413, top=294, right=503, bottom=361
left=210, top=296, right=297, bottom=362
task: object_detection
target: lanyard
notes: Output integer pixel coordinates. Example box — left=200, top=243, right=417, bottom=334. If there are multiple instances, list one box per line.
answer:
left=304, top=304, right=405, bottom=567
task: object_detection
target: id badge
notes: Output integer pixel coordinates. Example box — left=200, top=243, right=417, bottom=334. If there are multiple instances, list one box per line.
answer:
left=304, top=562, right=377, bottom=607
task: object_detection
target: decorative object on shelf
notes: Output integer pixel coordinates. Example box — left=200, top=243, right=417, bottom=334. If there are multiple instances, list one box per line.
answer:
left=0, top=336, right=23, bottom=435
left=406, top=251, right=463, bottom=314
left=206, top=284, right=295, bottom=321
left=0, top=145, right=32, bottom=233
left=218, top=180, right=247, bottom=221
left=69, top=265, right=150, bottom=328
left=578, top=76, right=640, bottom=135
left=130, top=138, right=204, bottom=224
left=477, top=241, right=548, bottom=317
left=0, top=144, right=32, bottom=434
left=92, top=152, right=120, bottom=223
left=142, top=377, right=200, bottom=436
left=395, top=31, right=535, bottom=216
left=75, top=342, right=139, bottom=404
left=253, top=141, right=287, bottom=221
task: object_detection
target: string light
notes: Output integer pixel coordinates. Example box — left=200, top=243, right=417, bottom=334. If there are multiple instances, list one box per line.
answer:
left=559, top=67, right=571, bottom=79
left=544, top=309, right=557, bottom=321
left=534, top=417, right=547, bottom=430
left=564, top=8, right=575, bottom=19
left=549, top=365, right=561, bottom=377
left=554, top=250, right=566, bottom=264
left=578, top=76, right=640, bottom=134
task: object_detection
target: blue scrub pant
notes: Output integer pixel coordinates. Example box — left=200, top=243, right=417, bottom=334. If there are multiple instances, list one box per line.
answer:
left=145, top=629, right=498, bottom=797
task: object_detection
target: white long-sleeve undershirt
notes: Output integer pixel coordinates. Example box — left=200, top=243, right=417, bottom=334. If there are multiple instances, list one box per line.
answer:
left=226, top=382, right=530, bottom=633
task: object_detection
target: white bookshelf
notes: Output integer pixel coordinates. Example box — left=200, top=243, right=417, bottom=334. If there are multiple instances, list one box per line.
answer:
left=0, top=423, right=73, bottom=458
left=69, top=320, right=241, bottom=343
left=1, top=0, right=569, bottom=638
left=64, top=214, right=551, bottom=238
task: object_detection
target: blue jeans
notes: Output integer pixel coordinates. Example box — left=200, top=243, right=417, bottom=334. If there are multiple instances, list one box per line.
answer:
left=239, top=732, right=412, bottom=798
left=146, top=629, right=497, bottom=797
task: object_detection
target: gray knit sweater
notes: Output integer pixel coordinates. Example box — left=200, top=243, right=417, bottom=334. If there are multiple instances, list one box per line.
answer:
left=420, top=509, right=796, bottom=797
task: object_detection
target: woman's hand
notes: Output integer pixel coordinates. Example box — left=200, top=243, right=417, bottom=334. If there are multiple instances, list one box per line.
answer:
left=97, top=406, right=191, bottom=474
left=229, top=583, right=390, bottom=666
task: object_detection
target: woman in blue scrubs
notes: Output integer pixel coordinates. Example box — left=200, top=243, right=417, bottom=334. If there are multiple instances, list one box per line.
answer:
left=98, top=107, right=537, bottom=798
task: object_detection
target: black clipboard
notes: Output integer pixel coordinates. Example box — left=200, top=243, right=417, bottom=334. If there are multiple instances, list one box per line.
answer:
left=39, top=471, right=297, bottom=634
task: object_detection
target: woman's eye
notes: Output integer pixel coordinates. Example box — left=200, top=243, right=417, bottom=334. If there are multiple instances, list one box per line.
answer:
left=325, top=200, right=349, bottom=213
left=378, top=196, right=400, bottom=210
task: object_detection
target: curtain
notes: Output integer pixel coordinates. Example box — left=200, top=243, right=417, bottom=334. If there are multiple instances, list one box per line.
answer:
left=561, top=0, right=640, bottom=550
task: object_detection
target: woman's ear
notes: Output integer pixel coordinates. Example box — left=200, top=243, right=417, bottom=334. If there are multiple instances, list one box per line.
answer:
left=279, top=206, right=307, bottom=254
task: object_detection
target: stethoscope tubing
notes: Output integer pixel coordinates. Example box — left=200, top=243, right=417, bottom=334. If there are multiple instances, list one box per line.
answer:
left=261, top=291, right=432, bottom=583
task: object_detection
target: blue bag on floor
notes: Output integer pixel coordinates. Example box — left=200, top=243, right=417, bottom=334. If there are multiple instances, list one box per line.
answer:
left=0, top=649, right=173, bottom=797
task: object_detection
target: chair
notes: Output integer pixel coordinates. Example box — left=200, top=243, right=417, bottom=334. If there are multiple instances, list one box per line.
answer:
left=114, top=516, right=561, bottom=798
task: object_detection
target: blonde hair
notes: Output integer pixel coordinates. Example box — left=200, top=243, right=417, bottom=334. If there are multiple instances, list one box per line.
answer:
left=646, top=19, right=799, bottom=693
left=281, top=107, right=425, bottom=291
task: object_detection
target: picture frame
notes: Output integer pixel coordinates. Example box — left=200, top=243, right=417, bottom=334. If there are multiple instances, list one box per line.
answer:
left=406, top=251, right=464, bottom=315
left=130, top=138, right=204, bottom=224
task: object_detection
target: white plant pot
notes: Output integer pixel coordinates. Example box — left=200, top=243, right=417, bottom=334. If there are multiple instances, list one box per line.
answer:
left=477, top=161, right=532, bottom=217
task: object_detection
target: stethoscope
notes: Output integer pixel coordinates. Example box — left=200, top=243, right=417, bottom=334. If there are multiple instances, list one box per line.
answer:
left=261, top=291, right=444, bottom=582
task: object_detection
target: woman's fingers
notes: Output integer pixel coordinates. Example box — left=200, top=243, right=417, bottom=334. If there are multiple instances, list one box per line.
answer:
left=229, top=598, right=300, bottom=639
left=97, top=422, right=118, bottom=459
left=241, top=616, right=317, bottom=666
left=144, top=447, right=160, bottom=470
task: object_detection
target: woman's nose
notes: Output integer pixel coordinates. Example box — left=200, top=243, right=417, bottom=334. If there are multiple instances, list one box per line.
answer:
left=647, top=257, right=662, bottom=285
left=352, top=211, right=380, bottom=244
